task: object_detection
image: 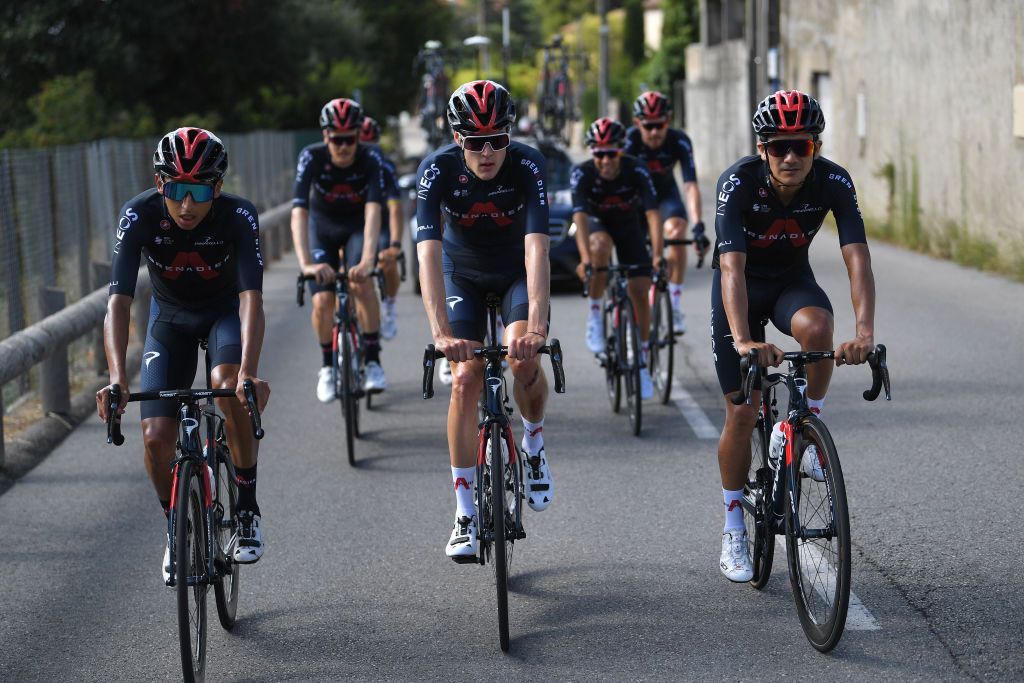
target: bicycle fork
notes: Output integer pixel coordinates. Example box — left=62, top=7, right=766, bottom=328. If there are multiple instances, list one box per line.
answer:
left=167, top=403, right=215, bottom=587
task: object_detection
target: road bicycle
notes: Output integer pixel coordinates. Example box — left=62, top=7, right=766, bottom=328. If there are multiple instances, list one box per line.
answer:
left=422, top=293, right=565, bottom=652
left=734, top=345, right=890, bottom=652
left=538, top=36, right=578, bottom=146
left=297, top=266, right=387, bottom=466
left=647, top=237, right=706, bottom=404
left=584, top=264, right=649, bottom=436
left=105, top=344, right=263, bottom=682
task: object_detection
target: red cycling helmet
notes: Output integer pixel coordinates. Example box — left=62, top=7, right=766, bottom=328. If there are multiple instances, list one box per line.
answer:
left=633, top=91, right=672, bottom=121
left=752, top=90, right=825, bottom=139
left=153, top=127, right=228, bottom=182
left=359, top=116, right=381, bottom=143
left=585, top=118, right=626, bottom=149
left=446, top=80, right=515, bottom=135
left=320, top=98, right=363, bottom=132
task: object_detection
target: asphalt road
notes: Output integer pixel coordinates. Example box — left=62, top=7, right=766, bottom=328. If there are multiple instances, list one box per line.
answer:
left=0, top=228, right=1021, bottom=681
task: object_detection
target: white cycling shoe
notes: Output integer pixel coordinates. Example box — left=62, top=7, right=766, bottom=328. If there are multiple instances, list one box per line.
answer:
left=586, top=318, right=604, bottom=354
left=639, top=366, right=654, bottom=400
left=720, top=528, right=754, bottom=582
left=381, top=306, right=398, bottom=341
left=316, top=366, right=335, bottom=403
left=162, top=533, right=172, bottom=585
left=672, top=308, right=687, bottom=334
left=233, top=511, right=264, bottom=564
left=446, top=515, right=478, bottom=563
left=524, top=447, right=554, bottom=511
left=363, top=361, right=388, bottom=393
left=800, top=445, right=826, bottom=482
left=438, top=358, right=453, bottom=385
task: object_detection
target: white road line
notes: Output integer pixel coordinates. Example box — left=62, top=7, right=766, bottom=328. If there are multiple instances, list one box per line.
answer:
left=782, top=538, right=881, bottom=631
left=668, top=378, right=720, bottom=440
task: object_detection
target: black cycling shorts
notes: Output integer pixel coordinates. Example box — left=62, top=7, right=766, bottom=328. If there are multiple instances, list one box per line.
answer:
left=442, top=253, right=530, bottom=342
left=710, top=267, right=833, bottom=395
left=139, top=297, right=242, bottom=419
left=307, top=212, right=372, bottom=295
left=589, top=215, right=652, bottom=278
left=655, top=179, right=687, bottom=221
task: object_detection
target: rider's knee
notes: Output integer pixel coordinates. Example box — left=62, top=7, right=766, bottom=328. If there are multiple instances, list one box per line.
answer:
left=590, top=234, right=611, bottom=258
left=665, top=218, right=686, bottom=239
left=450, top=363, right=483, bottom=402
left=724, top=400, right=758, bottom=432
left=509, top=357, right=542, bottom=386
left=210, top=367, right=237, bottom=392
left=311, top=292, right=334, bottom=315
left=795, top=314, right=834, bottom=346
left=142, top=419, right=176, bottom=457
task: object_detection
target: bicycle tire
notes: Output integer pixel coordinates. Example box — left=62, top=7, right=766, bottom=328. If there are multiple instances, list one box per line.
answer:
left=339, top=325, right=357, bottom=466
left=649, top=286, right=675, bottom=405
left=604, top=300, right=621, bottom=413
left=490, top=422, right=510, bottom=652
left=213, top=441, right=239, bottom=630
left=785, top=415, right=851, bottom=652
left=744, top=406, right=775, bottom=589
left=620, top=296, right=642, bottom=436
left=175, top=460, right=207, bottom=683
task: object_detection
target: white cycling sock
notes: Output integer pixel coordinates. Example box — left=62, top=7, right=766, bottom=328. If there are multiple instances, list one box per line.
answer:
left=807, top=397, right=825, bottom=417
left=587, top=298, right=602, bottom=321
left=451, top=466, right=476, bottom=518
left=669, top=283, right=684, bottom=311
left=723, top=488, right=745, bottom=531
left=521, top=417, right=544, bottom=455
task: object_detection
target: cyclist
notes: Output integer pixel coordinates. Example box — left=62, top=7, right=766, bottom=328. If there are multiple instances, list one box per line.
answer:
left=291, top=98, right=388, bottom=403
left=571, top=117, right=663, bottom=400
left=415, top=80, right=554, bottom=561
left=95, top=127, right=271, bottom=580
left=711, top=90, right=876, bottom=582
left=359, top=116, right=404, bottom=340
left=624, top=91, right=709, bottom=332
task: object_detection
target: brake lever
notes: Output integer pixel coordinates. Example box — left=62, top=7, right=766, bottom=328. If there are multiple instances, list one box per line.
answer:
left=242, top=379, right=265, bottom=439
left=730, top=351, right=759, bottom=405
left=863, top=344, right=891, bottom=401
left=107, top=384, right=125, bottom=446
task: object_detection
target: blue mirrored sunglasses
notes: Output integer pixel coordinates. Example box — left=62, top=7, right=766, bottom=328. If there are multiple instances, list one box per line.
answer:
left=163, top=181, right=215, bottom=202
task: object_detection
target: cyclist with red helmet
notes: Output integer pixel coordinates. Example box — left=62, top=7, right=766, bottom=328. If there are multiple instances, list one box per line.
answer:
left=625, top=91, right=709, bottom=333
left=712, top=90, right=876, bottom=582
left=571, top=117, right=663, bottom=400
left=292, top=98, right=389, bottom=402
left=96, top=127, right=271, bottom=580
left=359, top=116, right=404, bottom=340
left=415, top=80, right=554, bottom=560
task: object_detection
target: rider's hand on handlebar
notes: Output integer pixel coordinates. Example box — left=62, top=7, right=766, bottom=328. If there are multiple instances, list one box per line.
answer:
left=735, top=340, right=784, bottom=368
left=692, top=221, right=710, bottom=257
left=302, top=262, right=336, bottom=287
left=508, top=330, right=544, bottom=361
left=378, top=246, right=401, bottom=263
left=835, top=335, right=874, bottom=366
left=96, top=382, right=129, bottom=422
left=435, top=335, right=482, bottom=363
left=348, top=260, right=373, bottom=283
left=652, top=254, right=664, bottom=271
left=575, top=261, right=591, bottom=282
left=236, top=374, right=271, bottom=413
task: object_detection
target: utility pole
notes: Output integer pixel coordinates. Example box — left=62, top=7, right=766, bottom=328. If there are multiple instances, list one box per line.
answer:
left=599, top=0, right=609, bottom=117
left=478, top=0, right=490, bottom=75
left=502, top=6, right=511, bottom=86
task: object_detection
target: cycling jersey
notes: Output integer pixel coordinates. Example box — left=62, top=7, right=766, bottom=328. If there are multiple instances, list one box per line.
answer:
left=367, top=144, right=402, bottom=251
left=712, top=155, right=866, bottom=278
left=292, top=143, right=384, bottom=221
left=109, top=188, right=264, bottom=308
left=570, top=155, right=658, bottom=223
left=623, top=128, right=697, bottom=191
left=414, top=141, right=549, bottom=272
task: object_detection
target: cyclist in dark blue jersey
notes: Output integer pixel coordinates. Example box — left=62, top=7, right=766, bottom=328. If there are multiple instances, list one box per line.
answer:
left=415, top=80, right=554, bottom=561
left=95, top=127, right=271, bottom=578
left=711, top=91, right=877, bottom=582
left=571, top=117, right=663, bottom=400
left=625, top=91, right=709, bottom=332
left=360, top=116, right=404, bottom=340
left=291, top=98, right=388, bottom=403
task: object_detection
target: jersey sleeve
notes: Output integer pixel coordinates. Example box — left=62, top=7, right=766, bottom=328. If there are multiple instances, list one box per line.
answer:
left=519, top=148, right=549, bottom=236
left=827, top=169, right=867, bottom=246
left=291, top=147, right=315, bottom=209
left=675, top=131, right=697, bottom=183
left=364, top=153, right=384, bottom=205
left=382, top=160, right=401, bottom=201
left=414, top=154, right=444, bottom=243
left=714, top=168, right=749, bottom=257
left=569, top=165, right=590, bottom=214
left=231, top=200, right=265, bottom=293
left=635, top=163, right=659, bottom=211
left=108, top=200, right=145, bottom=297
left=623, top=127, right=641, bottom=156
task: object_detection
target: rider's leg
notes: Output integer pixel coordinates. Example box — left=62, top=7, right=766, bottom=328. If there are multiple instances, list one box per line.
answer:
left=627, top=276, right=653, bottom=344
left=587, top=231, right=613, bottom=299
left=505, top=320, right=549, bottom=424
left=790, top=307, right=834, bottom=404
left=665, top=216, right=689, bottom=285
left=142, top=417, right=178, bottom=505
left=212, top=362, right=260, bottom=513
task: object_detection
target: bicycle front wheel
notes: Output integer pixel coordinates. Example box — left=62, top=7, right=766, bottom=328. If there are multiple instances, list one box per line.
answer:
left=743, top=404, right=775, bottom=589
left=649, top=286, right=674, bottom=405
left=620, top=296, right=642, bottom=436
left=603, top=300, right=621, bottom=413
left=213, top=442, right=239, bottom=630
left=174, top=460, right=208, bottom=682
left=490, top=422, right=511, bottom=651
left=338, top=325, right=358, bottom=466
left=785, top=415, right=851, bottom=652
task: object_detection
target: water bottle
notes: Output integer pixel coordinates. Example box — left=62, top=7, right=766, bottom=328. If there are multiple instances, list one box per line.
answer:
left=768, top=422, right=786, bottom=468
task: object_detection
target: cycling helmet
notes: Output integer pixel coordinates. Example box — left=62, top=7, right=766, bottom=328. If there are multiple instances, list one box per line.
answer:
left=633, top=91, right=672, bottom=121
left=320, top=98, right=363, bottom=132
left=447, top=80, right=515, bottom=135
left=153, top=127, right=228, bottom=182
left=752, top=90, right=825, bottom=138
left=585, top=118, right=626, bottom=149
left=360, top=116, right=381, bottom=143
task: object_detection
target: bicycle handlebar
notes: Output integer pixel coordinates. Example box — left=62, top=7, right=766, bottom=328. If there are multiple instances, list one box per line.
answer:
left=422, top=339, right=566, bottom=399
left=663, top=237, right=709, bottom=269
left=296, top=267, right=387, bottom=307
left=581, top=264, right=651, bottom=298
left=105, top=379, right=264, bottom=446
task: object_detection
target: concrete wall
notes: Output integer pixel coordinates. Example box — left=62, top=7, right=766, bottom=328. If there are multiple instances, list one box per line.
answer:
left=782, top=0, right=1024, bottom=252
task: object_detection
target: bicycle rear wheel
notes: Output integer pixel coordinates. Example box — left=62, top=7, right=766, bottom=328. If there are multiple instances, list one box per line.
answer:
left=649, top=286, right=674, bottom=405
left=620, top=297, right=642, bottom=436
left=785, top=415, right=851, bottom=652
left=490, top=422, right=510, bottom=652
left=174, top=460, right=207, bottom=683
left=213, top=441, right=239, bottom=630
left=743, top=402, right=775, bottom=589
left=337, top=324, right=358, bottom=466
left=603, top=300, right=621, bottom=414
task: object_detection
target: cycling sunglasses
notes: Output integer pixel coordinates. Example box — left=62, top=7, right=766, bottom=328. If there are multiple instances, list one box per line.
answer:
left=329, top=134, right=358, bottom=147
left=591, top=149, right=622, bottom=159
left=163, top=181, right=215, bottom=202
left=641, top=120, right=666, bottom=131
left=461, top=132, right=511, bottom=153
left=764, top=138, right=816, bottom=158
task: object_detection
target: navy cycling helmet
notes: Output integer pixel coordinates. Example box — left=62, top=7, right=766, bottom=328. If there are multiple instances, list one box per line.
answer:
left=153, top=127, right=228, bottom=182
left=752, top=90, right=825, bottom=139
left=447, top=80, right=515, bottom=135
